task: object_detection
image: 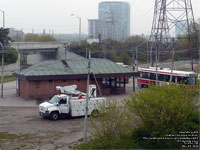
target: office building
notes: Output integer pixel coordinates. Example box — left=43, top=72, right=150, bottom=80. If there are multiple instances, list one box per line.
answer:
left=9, top=28, right=24, bottom=42
left=98, top=1, right=130, bottom=40
left=88, top=19, right=107, bottom=40
left=88, top=1, right=130, bottom=41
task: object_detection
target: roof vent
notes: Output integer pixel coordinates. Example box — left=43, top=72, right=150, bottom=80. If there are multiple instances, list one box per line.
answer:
left=61, top=60, right=69, bottom=67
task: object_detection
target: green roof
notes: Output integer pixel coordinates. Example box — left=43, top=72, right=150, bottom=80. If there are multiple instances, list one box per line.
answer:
left=14, top=58, right=136, bottom=80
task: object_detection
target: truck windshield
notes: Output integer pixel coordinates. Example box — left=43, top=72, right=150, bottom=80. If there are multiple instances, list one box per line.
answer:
left=49, top=96, right=60, bottom=104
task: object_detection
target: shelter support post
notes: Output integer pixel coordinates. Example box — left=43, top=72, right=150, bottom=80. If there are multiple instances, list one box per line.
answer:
left=132, top=77, right=135, bottom=92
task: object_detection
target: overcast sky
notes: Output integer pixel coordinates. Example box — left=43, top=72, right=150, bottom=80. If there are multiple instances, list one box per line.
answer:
left=0, top=0, right=200, bottom=35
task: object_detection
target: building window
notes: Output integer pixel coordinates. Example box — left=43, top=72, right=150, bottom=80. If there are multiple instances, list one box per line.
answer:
left=102, top=77, right=127, bottom=88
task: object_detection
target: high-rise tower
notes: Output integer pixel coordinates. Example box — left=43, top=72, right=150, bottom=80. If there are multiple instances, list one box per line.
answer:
left=98, top=1, right=130, bottom=41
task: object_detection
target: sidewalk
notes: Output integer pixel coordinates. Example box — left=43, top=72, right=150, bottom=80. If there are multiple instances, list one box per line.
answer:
left=0, top=81, right=37, bottom=107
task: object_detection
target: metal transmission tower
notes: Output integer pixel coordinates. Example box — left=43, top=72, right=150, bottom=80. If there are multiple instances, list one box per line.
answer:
left=149, top=0, right=198, bottom=68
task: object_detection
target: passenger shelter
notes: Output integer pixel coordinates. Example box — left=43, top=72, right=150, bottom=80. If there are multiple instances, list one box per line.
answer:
left=13, top=58, right=138, bottom=100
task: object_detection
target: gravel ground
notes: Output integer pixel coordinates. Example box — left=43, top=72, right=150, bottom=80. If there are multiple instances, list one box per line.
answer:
left=0, top=106, right=85, bottom=150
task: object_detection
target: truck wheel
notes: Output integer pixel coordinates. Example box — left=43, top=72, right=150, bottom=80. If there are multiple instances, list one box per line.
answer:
left=50, top=112, right=59, bottom=121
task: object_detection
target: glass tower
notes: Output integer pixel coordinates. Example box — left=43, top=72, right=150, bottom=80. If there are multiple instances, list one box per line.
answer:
left=98, top=1, right=130, bottom=41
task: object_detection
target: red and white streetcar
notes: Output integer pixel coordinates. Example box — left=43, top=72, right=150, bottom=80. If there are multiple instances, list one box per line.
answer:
left=137, top=67, right=196, bottom=88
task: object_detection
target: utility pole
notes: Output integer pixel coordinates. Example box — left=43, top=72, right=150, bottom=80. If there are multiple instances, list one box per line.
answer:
left=0, top=42, right=4, bottom=98
left=155, top=47, right=158, bottom=85
left=85, top=47, right=88, bottom=59
left=198, top=30, right=200, bottom=74
left=147, top=41, right=149, bottom=67
left=64, top=43, right=68, bottom=61
left=132, top=48, right=135, bottom=92
left=150, top=46, right=153, bottom=67
left=136, top=47, right=138, bottom=71
left=0, top=9, right=5, bottom=98
left=84, top=50, right=91, bottom=143
left=170, top=38, right=175, bottom=82
left=79, top=17, right=81, bottom=46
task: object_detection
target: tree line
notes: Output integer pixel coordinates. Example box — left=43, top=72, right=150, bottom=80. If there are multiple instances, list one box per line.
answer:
left=69, top=18, right=200, bottom=65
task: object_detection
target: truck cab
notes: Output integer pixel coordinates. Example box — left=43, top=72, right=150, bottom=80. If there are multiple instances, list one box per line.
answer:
left=39, top=94, right=70, bottom=120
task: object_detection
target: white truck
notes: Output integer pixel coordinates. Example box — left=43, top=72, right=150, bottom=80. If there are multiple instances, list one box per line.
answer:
left=39, top=85, right=106, bottom=120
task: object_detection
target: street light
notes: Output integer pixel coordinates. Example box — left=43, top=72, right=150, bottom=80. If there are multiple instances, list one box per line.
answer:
left=0, top=9, right=5, bottom=28
left=71, top=14, right=81, bottom=46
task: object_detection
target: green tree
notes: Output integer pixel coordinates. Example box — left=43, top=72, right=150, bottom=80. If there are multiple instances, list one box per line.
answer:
left=37, top=35, right=57, bottom=42
left=69, top=36, right=148, bottom=65
left=24, top=33, right=39, bottom=42
left=3, top=48, right=18, bottom=65
left=0, top=28, right=18, bottom=64
left=0, top=28, right=11, bottom=46
left=24, top=34, right=57, bottom=42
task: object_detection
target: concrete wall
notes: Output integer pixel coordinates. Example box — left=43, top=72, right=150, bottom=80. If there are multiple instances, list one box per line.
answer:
left=27, top=52, right=57, bottom=65
left=12, top=42, right=82, bottom=67
left=26, top=47, right=83, bottom=65
left=56, top=47, right=83, bottom=60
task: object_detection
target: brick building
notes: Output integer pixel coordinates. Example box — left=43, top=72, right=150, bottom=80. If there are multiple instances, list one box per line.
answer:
left=13, top=58, right=137, bottom=100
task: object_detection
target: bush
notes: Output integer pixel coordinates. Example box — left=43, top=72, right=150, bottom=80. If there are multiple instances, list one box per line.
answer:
left=0, top=48, right=18, bottom=65
left=125, top=85, right=200, bottom=149
left=75, top=101, right=135, bottom=149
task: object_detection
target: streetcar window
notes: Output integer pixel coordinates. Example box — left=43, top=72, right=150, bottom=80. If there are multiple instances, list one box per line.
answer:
left=187, top=76, right=196, bottom=85
left=150, top=73, right=156, bottom=80
left=165, top=75, right=170, bottom=82
left=158, top=74, right=165, bottom=81
left=141, top=72, right=149, bottom=79
left=177, top=76, right=188, bottom=84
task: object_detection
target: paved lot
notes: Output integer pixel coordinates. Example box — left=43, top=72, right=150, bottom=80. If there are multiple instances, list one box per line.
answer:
left=0, top=79, right=137, bottom=150
left=0, top=106, right=85, bottom=150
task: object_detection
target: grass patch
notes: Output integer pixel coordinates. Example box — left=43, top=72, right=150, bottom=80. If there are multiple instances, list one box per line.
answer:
left=0, top=132, right=27, bottom=141
left=0, top=110, right=9, bottom=112
left=0, top=75, right=16, bottom=83
left=75, top=134, right=136, bottom=150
